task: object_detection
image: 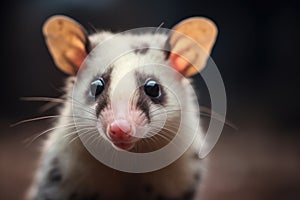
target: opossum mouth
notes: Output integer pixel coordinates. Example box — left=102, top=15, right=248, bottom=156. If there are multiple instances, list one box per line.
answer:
left=112, top=141, right=135, bottom=151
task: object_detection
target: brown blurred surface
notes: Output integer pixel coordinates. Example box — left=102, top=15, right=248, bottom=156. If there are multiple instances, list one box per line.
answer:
left=1, top=119, right=299, bottom=200
left=0, top=120, right=45, bottom=200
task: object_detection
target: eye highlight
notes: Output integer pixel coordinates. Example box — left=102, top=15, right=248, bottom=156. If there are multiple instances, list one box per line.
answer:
left=144, top=79, right=161, bottom=98
left=90, top=78, right=105, bottom=98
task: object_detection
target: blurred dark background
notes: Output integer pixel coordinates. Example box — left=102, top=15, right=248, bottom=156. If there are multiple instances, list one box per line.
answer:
left=1, top=0, right=300, bottom=131
left=1, top=0, right=300, bottom=200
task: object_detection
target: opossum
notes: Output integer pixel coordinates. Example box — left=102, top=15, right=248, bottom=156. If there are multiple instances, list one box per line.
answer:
left=26, top=15, right=218, bottom=200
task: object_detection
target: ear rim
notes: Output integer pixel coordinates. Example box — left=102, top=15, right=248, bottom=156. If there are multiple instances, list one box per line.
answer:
left=172, top=16, right=218, bottom=53
left=42, top=15, right=90, bottom=75
left=167, top=17, right=218, bottom=77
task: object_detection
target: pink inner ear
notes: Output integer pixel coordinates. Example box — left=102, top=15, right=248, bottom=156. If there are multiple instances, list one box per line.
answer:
left=66, top=48, right=87, bottom=69
left=169, top=53, right=189, bottom=74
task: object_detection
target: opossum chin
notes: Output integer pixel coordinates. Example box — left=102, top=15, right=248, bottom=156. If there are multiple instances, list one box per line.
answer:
left=112, top=141, right=136, bottom=151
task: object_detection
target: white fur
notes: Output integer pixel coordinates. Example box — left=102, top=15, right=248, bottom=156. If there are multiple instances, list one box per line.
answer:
left=27, top=32, right=204, bottom=200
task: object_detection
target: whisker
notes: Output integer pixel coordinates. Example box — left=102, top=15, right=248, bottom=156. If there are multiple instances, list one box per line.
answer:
left=148, top=124, right=178, bottom=136
left=67, top=95, right=95, bottom=111
left=87, top=131, right=103, bottom=145
left=155, top=22, right=164, bottom=33
left=24, top=122, right=94, bottom=147
left=150, top=131, right=174, bottom=145
left=11, top=115, right=97, bottom=127
left=89, top=132, right=105, bottom=147
left=146, top=136, right=161, bottom=150
left=68, top=135, right=80, bottom=145
left=150, top=107, right=236, bottom=129
left=63, top=126, right=96, bottom=139
left=73, top=104, right=96, bottom=116
left=11, top=115, right=62, bottom=127
left=81, top=129, right=97, bottom=144
left=68, top=129, right=97, bottom=145
left=20, top=96, right=97, bottom=115
left=20, top=96, right=65, bottom=103
left=150, top=108, right=196, bottom=115
left=39, top=102, right=60, bottom=112
left=150, top=119, right=196, bottom=131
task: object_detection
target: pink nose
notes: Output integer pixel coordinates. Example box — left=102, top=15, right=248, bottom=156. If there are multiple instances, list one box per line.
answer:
left=109, top=119, right=132, bottom=141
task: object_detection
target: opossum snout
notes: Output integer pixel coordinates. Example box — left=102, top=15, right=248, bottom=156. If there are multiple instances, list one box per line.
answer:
left=107, top=119, right=136, bottom=151
left=109, top=119, right=132, bottom=141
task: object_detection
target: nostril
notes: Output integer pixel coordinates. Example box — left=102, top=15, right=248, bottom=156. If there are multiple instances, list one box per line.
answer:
left=109, top=125, right=124, bottom=135
left=110, top=129, right=117, bottom=135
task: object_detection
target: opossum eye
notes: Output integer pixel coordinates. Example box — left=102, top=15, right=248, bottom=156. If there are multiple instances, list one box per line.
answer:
left=90, top=78, right=105, bottom=98
left=144, top=80, right=161, bottom=98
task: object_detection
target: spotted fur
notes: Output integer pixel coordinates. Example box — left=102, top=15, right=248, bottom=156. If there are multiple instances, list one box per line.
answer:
left=26, top=31, right=204, bottom=200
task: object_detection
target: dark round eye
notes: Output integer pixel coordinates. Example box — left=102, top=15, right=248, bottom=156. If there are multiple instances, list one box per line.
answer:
left=144, top=80, right=161, bottom=98
left=90, top=78, right=105, bottom=98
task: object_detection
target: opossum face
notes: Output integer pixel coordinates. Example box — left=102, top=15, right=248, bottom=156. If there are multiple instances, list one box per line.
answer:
left=42, top=16, right=217, bottom=152
left=74, top=37, right=189, bottom=151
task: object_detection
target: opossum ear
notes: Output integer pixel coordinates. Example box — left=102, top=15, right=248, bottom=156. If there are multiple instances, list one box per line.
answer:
left=43, top=15, right=89, bottom=75
left=167, top=17, right=218, bottom=77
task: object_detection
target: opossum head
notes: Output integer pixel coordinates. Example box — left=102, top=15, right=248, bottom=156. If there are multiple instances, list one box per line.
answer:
left=43, top=15, right=217, bottom=151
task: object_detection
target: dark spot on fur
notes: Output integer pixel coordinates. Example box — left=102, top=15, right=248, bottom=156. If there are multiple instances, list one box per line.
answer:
left=134, top=71, right=168, bottom=122
left=37, top=191, right=56, bottom=200
left=51, top=157, right=59, bottom=165
left=95, top=67, right=113, bottom=117
left=194, top=173, right=201, bottom=181
left=164, top=38, right=171, bottom=60
left=85, top=37, right=91, bottom=54
left=163, top=50, right=171, bottom=61
left=48, top=168, right=62, bottom=182
left=47, top=158, right=62, bottom=183
left=192, top=152, right=199, bottom=160
left=133, top=43, right=149, bottom=55
left=69, top=79, right=75, bottom=84
left=96, top=92, right=110, bottom=116
left=136, top=90, right=150, bottom=121
left=134, top=47, right=149, bottom=54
